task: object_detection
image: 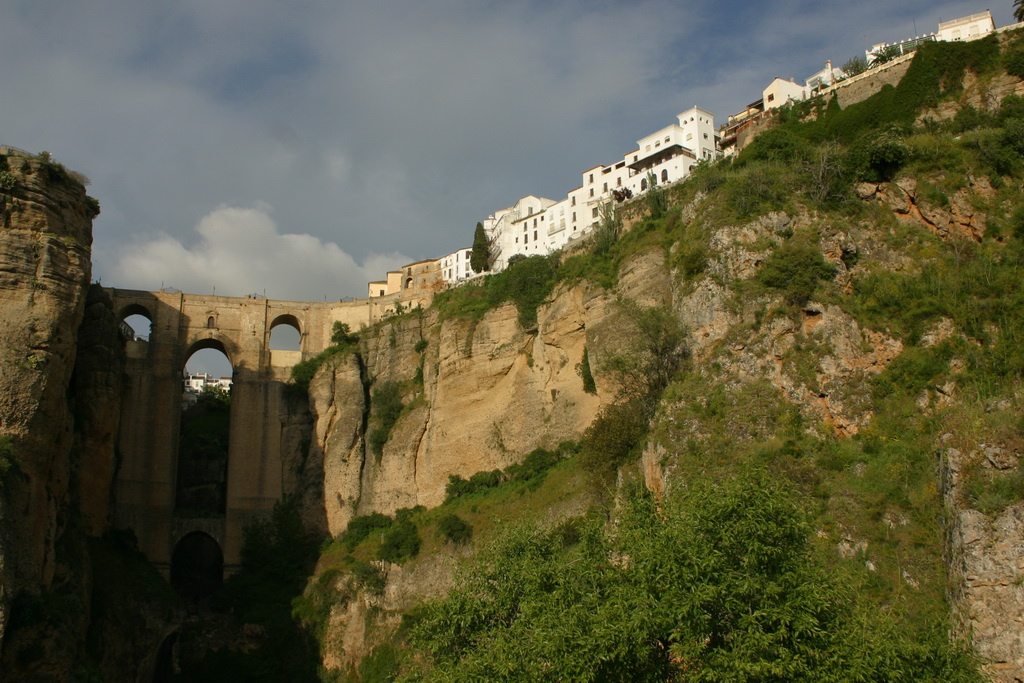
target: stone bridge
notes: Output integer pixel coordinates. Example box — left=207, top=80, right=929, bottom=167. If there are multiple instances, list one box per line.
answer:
left=105, top=287, right=410, bottom=581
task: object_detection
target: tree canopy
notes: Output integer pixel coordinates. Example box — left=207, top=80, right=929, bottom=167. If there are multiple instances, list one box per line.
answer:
left=471, top=221, right=489, bottom=273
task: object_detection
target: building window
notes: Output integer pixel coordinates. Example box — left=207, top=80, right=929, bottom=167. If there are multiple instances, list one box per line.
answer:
left=603, top=182, right=608, bottom=191
left=589, top=173, right=594, bottom=183
left=572, top=211, right=576, bottom=221
left=592, top=208, right=598, bottom=218
left=641, top=178, right=648, bottom=191
left=207, top=316, right=215, bottom=328
left=589, top=189, right=594, bottom=197
left=534, top=230, right=537, bottom=240
left=661, top=169, right=669, bottom=183
left=571, top=196, right=576, bottom=206
left=767, top=93, right=775, bottom=102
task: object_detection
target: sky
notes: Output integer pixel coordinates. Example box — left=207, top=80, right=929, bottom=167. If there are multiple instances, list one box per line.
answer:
left=2, top=1, right=1016, bottom=370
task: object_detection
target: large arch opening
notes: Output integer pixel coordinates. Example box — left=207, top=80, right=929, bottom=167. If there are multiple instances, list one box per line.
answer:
left=177, top=342, right=232, bottom=517
left=170, top=532, right=223, bottom=606
left=269, top=314, right=301, bottom=351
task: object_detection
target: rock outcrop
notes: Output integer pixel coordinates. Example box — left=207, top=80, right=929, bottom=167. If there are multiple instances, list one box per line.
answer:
left=0, top=150, right=97, bottom=652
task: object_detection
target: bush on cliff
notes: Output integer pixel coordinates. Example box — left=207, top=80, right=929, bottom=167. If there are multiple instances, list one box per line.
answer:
left=402, top=473, right=980, bottom=681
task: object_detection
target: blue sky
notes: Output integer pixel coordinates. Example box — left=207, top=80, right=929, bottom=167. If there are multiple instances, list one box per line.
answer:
left=2, top=0, right=1016, bottom=309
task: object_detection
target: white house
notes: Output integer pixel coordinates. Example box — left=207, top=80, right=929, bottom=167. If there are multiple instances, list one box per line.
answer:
left=438, top=247, right=478, bottom=286
left=937, top=10, right=995, bottom=42
left=483, top=106, right=720, bottom=270
left=763, top=78, right=808, bottom=110
left=806, top=61, right=846, bottom=93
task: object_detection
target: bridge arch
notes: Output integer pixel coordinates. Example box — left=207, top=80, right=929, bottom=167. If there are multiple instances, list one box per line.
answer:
left=170, top=531, right=223, bottom=603
left=182, top=336, right=238, bottom=370
left=269, top=313, right=302, bottom=352
left=118, top=303, right=154, bottom=342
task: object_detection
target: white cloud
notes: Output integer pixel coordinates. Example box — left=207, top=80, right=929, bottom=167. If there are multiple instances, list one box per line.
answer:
left=110, top=204, right=410, bottom=301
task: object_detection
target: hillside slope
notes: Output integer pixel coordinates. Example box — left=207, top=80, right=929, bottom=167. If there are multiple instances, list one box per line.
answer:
left=273, top=33, right=1024, bottom=681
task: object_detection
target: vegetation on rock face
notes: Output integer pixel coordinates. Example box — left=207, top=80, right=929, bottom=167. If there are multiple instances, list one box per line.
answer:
left=368, top=380, right=405, bottom=458
left=175, top=35, right=1024, bottom=679
left=401, top=474, right=979, bottom=681
left=289, top=321, right=360, bottom=392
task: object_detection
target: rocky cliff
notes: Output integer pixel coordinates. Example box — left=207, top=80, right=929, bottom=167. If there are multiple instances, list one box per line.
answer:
left=0, top=149, right=181, bottom=680
left=0, top=149, right=97, bottom=644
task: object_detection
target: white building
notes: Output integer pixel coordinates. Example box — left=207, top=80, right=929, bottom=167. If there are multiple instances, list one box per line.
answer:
left=763, top=78, right=808, bottom=110
left=483, top=106, right=720, bottom=270
left=438, top=247, right=478, bottom=286
left=806, top=61, right=847, bottom=93
left=937, top=10, right=995, bottom=42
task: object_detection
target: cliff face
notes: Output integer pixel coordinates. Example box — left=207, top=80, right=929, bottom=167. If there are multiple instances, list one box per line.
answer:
left=0, top=151, right=96, bottom=643
left=0, top=151, right=180, bottom=679
left=305, top=278, right=627, bottom=535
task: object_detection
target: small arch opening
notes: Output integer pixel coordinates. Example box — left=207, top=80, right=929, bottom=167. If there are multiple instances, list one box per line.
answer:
left=120, top=304, right=153, bottom=342
left=661, top=169, right=669, bottom=183
left=269, top=314, right=301, bottom=351
left=170, top=532, right=223, bottom=606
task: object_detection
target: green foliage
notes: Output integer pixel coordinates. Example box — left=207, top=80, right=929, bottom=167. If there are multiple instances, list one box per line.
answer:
left=444, top=445, right=569, bottom=502
left=402, top=474, right=979, bottom=681
left=414, top=338, right=428, bottom=354
left=0, top=170, right=17, bottom=190
left=842, top=55, right=868, bottom=77
left=757, top=238, right=837, bottom=306
left=490, top=254, right=560, bottom=328
left=289, top=323, right=361, bottom=393
left=1004, top=38, right=1024, bottom=79
left=580, top=302, right=689, bottom=481
left=330, top=321, right=358, bottom=346
left=369, top=380, right=404, bottom=458
left=342, top=512, right=394, bottom=550
left=359, top=643, right=402, bottom=682
left=576, top=346, right=597, bottom=394
left=436, top=513, right=473, bottom=545
left=745, top=126, right=812, bottom=164
left=644, top=172, right=667, bottom=219
left=964, top=463, right=1024, bottom=514
left=188, top=497, right=321, bottom=681
left=579, top=399, right=650, bottom=479
left=851, top=126, right=912, bottom=181
left=377, top=518, right=421, bottom=564
left=471, top=221, right=490, bottom=273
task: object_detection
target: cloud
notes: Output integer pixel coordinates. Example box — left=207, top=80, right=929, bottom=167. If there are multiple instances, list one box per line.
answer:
left=109, top=204, right=410, bottom=301
left=4, top=0, right=1017, bottom=305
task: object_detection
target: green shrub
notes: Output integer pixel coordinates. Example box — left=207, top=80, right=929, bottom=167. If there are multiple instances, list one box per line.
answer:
left=377, top=518, right=421, bottom=563
left=348, top=558, right=387, bottom=594
left=342, top=512, right=394, bottom=550
left=358, top=643, right=402, bottom=682
left=576, top=347, right=597, bottom=394
left=437, top=513, right=473, bottom=545
left=369, top=381, right=404, bottom=458
left=964, top=465, right=1024, bottom=514
left=579, top=399, right=649, bottom=479
left=757, top=239, right=836, bottom=306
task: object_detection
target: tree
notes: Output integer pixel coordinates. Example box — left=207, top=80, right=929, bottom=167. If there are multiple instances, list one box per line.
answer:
left=402, top=474, right=981, bottom=681
left=841, top=55, right=868, bottom=77
left=471, top=222, right=490, bottom=273
left=1016, top=0, right=1024, bottom=23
